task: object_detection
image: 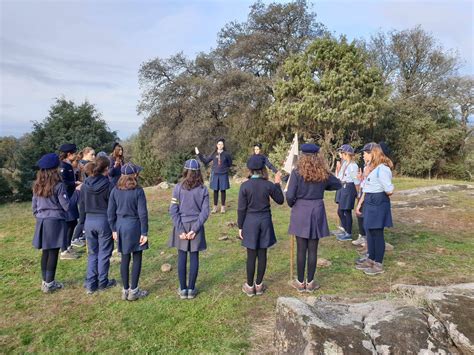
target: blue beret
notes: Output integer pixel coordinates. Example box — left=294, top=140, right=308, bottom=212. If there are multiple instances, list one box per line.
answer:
left=121, top=162, right=143, bottom=175
left=301, top=143, right=320, bottom=154
left=37, top=153, right=60, bottom=169
left=337, top=144, right=355, bottom=154
left=360, top=143, right=377, bottom=153
left=184, top=159, right=201, bottom=170
left=59, top=143, right=77, bottom=153
left=247, top=155, right=265, bottom=170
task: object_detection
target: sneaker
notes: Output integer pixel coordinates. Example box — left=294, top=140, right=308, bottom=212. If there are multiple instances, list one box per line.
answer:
left=364, top=262, right=384, bottom=276
left=255, top=283, right=266, bottom=296
left=178, top=289, right=188, bottom=299
left=71, top=239, right=86, bottom=248
left=60, top=249, right=79, bottom=260
left=290, top=279, right=306, bottom=292
left=121, top=288, right=129, bottom=301
left=336, top=233, right=353, bottom=241
left=331, top=226, right=346, bottom=236
left=127, top=287, right=149, bottom=301
left=352, top=234, right=366, bottom=246
left=355, top=259, right=374, bottom=271
left=305, top=280, right=320, bottom=292
left=211, top=206, right=218, bottom=214
left=242, top=283, right=255, bottom=297
left=86, top=288, right=96, bottom=295
left=41, top=280, right=63, bottom=293
left=187, top=289, right=198, bottom=299
left=220, top=206, right=226, bottom=214
left=355, top=255, right=369, bottom=265
left=99, top=279, right=117, bottom=291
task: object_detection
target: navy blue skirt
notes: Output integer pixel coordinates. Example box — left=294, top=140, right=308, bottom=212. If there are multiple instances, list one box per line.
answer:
left=32, top=218, right=68, bottom=250
left=209, top=172, right=230, bottom=191
left=241, top=212, right=277, bottom=249
left=335, top=182, right=357, bottom=210
left=168, top=220, right=207, bottom=252
left=288, top=199, right=329, bottom=239
left=117, top=217, right=149, bottom=254
left=363, top=192, right=393, bottom=230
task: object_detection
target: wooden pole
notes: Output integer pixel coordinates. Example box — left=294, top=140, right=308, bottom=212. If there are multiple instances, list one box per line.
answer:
left=290, top=235, right=295, bottom=281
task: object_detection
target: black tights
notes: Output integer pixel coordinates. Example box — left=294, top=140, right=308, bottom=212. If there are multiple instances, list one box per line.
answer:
left=246, top=248, right=267, bottom=285
left=213, top=190, right=226, bottom=206
left=296, top=237, right=319, bottom=283
left=41, top=248, right=60, bottom=283
left=120, top=251, right=142, bottom=290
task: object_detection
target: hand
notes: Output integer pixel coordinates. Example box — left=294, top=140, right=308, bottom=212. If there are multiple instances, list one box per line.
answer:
left=274, top=171, right=282, bottom=184
left=75, top=183, right=82, bottom=191
left=112, top=232, right=118, bottom=241
left=336, top=160, right=341, bottom=171
left=186, top=231, right=196, bottom=240
left=114, top=160, right=120, bottom=168
left=356, top=168, right=363, bottom=181
left=139, top=235, right=148, bottom=246
left=195, top=147, right=199, bottom=155
left=238, top=229, right=243, bottom=240
left=355, top=204, right=362, bottom=217
left=179, top=233, right=187, bottom=240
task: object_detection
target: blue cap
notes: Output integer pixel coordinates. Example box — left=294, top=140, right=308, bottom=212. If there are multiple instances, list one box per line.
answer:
left=37, top=153, right=60, bottom=169
left=184, top=159, right=201, bottom=170
left=301, top=143, right=320, bottom=154
left=96, top=151, right=108, bottom=158
left=121, top=162, right=143, bottom=175
left=337, top=144, right=355, bottom=154
left=247, top=155, right=265, bottom=170
left=59, top=143, right=77, bottom=153
left=360, top=143, right=378, bottom=153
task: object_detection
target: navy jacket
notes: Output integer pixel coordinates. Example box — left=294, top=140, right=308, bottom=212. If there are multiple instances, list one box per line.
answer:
left=237, top=177, right=285, bottom=228
left=78, top=175, right=113, bottom=224
left=109, top=157, right=122, bottom=185
left=286, top=170, right=342, bottom=208
left=32, top=182, right=70, bottom=219
left=60, top=160, right=76, bottom=197
left=198, top=151, right=232, bottom=175
left=107, top=187, right=149, bottom=236
left=255, top=154, right=278, bottom=173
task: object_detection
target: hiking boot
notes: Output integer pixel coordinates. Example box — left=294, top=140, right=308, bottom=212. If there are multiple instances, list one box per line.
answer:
left=60, top=249, right=79, bottom=260
left=127, top=287, right=149, bottom=301
left=290, top=279, right=306, bottom=292
left=355, top=259, right=374, bottom=270
left=352, top=234, right=366, bottom=246
left=337, top=233, right=353, bottom=241
left=255, top=283, right=266, bottom=296
left=99, top=279, right=117, bottom=291
left=121, top=288, right=129, bottom=301
left=71, top=239, right=86, bottom=248
left=178, top=289, right=188, bottom=299
left=187, top=289, right=198, bottom=299
left=211, top=206, right=218, bottom=214
left=364, top=262, right=384, bottom=276
left=242, top=283, right=255, bottom=297
left=220, top=205, right=226, bottom=214
left=306, top=280, right=320, bottom=293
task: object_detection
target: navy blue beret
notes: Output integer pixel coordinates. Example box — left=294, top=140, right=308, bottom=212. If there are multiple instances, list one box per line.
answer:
left=184, top=159, right=201, bottom=170
left=247, top=155, right=265, bottom=170
left=37, top=153, right=60, bottom=169
left=254, top=142, right=262, bottom=149
left=59, top=143, right=77, bottom=153
left=301, top=143, right=320, bottom=154
left=121, top=162, right=143, bottom=175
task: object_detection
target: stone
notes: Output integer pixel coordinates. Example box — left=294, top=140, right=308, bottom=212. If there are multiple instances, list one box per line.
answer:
left=158, top=181, right=170, bottom=189
left=317, top=258, right=332, bottom=268
left=396, top=261, right=406, bottom=266
left=161, top=263, right=172, bottom=272
left=218, top=236, right=229, bottom=241
left=385, top=242, right=394, bottom=251
left=160, top=251, right=165, bottom=255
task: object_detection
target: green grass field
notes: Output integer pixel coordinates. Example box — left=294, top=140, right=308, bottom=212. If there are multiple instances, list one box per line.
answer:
left=1, top=177, right=473, bottom=353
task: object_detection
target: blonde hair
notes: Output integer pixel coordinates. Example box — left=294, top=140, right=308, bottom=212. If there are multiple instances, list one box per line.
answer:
left=297, top=153, right=330, bottom=183
left=370, top=145, right=393, bottom=170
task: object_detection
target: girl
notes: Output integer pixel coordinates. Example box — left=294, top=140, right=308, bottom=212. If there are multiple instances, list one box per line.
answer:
left=238, top=155, right=284, bottom=296
left=334, top=145, right=360, bottom=241
left=79, top=156, right=116, bottom=294
left=32, top=153, right=70, bottom=293
left=195, top=138, right=232, bottom=214
left=79, top=147, right=95, bottom=181
left=109, top=143, right=124, bottom=186
left=286, top=144, right=342, bottom=292
left=108, top=162, right=149, bottom=301
left=59, top=143, right=81, bottom=260
left=355, top=143, right=394, bottom=275
left=253, top=143, right=278, bottom=174
left=169, top=159, right=210, bottom=299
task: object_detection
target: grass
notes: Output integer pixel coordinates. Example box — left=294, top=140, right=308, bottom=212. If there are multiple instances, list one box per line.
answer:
left=0, top=178, right=473, bottom=353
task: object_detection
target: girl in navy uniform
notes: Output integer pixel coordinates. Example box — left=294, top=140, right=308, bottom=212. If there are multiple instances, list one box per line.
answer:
left=355, top=143, right=394, bottom=275
left=108, top=163, right=149, bottom=301
left=253, top=143, right=278, bottom=174
left=58, top=143, right=81, bottom=260
left=286, top=144, right=342, bottom=292
left=334, top=145, right=360, bottom=241
left=238, top=155, right=284, bottom=296
left=195, top=138, right=232, bottom=214
left=32, top=153, right=70, bottom=293
left=109, top=143, right=124, bottom=186
left=79, top=156, right=116, bottom=294
left=169, top=159, right=210, bottom=299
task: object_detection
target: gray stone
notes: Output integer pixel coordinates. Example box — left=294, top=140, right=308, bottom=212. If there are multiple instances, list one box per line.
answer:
left=161, top=263, right=172, bottom=272
left=158, top=181, right=170, bottom=189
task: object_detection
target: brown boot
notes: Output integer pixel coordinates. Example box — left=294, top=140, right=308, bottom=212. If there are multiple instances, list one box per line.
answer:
left=290, top=279, right=306, bottom=292
left=306, top=280, right=320, bottom=292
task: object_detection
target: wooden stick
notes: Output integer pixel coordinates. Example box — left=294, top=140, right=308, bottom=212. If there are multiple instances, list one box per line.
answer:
left=290, top=235, right=295, bottom=281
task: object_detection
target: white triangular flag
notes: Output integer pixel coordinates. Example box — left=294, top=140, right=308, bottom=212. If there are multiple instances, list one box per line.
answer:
left=283, top=133, right=298, bottom=174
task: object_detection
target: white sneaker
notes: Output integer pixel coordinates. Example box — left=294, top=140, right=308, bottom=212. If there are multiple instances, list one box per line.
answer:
left=352, top=234, right=366, bottom=246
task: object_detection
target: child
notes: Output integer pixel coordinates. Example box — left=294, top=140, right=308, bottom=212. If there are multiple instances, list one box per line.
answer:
left=109, top=143, right=124, bottom=186
left=253, top=143, right=278, bottom=174
left=238, top=155, right=284, bottom=296
left=286, top=144, right=342, bottom=292
left=32, top=153, right=70, bottom=293
left=355, top=143, right=394, bottom=275
left=169, top=159, right=210, bottom=299
left=195, top=138, right=232, bottom=214
left=333, top=144, right=360, bottom=241
left=108, top=162, right=149, bottom=301
left=79, top=156, right=116, bottom=294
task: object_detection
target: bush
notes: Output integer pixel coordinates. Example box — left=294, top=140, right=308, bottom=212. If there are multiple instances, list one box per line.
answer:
left=0, top=173, right=15, bottom=204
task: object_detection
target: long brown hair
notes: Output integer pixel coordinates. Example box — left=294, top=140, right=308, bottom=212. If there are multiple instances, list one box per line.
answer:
left=111, top=144, right=124, bottom=163
left=86, top=156, right=110, bottom=177
left=117, top=174, right=138, bottom=190
left=33, top=169, right=61, bottom=197
left=370, top=145, right=394, bottom=170
left=181, top=169, right=204, bottom=190
left=297, top=153, right=330, bottom=183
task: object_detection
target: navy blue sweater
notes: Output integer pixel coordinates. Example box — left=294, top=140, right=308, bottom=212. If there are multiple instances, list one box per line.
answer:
left=78, top=175, right=113, bottom=224
left=198, top=151, right=232, bottom=175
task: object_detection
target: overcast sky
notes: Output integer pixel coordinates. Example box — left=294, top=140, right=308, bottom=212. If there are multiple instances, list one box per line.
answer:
left=1, top=0, right=472, bottom=139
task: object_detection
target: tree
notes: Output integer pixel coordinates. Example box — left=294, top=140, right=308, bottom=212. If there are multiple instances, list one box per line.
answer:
left=0, top=136, right=21, bottom=173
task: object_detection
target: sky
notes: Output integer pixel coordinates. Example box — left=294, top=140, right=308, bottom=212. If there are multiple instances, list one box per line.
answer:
left=1, top=0, right=473, bottom=139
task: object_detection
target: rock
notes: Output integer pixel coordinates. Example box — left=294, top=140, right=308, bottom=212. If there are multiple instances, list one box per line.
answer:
left=396, top=261, right=406, bottom=266
left=158, top=181, right=170, bottom=189
left=160, top=251, right=165, bottom=255
left=317, top=258, right=332, bottom=268
left=385, top=242, right=394, bottom=251
left=161, top=263, right=172, bottom=272
left=218, top=236, right=229, bottom=241
left=397, top=184, right=474, bottom=197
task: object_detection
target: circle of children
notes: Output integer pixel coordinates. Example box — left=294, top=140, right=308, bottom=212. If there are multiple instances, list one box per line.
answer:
left=32, top=138, right=394, bottom=300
